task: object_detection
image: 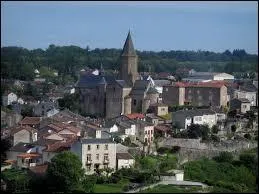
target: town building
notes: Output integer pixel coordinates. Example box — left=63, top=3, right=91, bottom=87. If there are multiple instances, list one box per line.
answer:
left=71, top=138, right=117, bottom=175
left=2, top=92, right=18, bottom=106
left=172, top=108, right=226, bottom=129
left=76, top=31, right=159, bottom=118
left=230, top=98, right=251, bottom=114
left=183, top=72, right=234, bottom=82
left=116, top=153, right=135, bottom=170
left=162, top=82, right=228, bottom=107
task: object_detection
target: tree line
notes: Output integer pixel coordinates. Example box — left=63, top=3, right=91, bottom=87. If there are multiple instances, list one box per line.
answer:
left=1, top=45, right=258, bottom=83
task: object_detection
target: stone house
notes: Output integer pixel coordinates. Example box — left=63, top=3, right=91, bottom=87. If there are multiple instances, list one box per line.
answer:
left=234, top=87, right=257, bottom=107
left=9, top=125, right=38, bottom=146
left=172, top=108, right=226, bottom=129
left=230, top=98, right=251, bottom=114
left=134, top=120, right=154, bottom=144
left=116, top=153, right=135, bottom=170
left=162, top=82, right=228, bottom=107
left=149, top=103, right=168, bottom=116
left=2, top=92, right=18, bottom=106
left=33, top=100, right=59, bottom=117
left=71, top=138, right=117, bottom=175
left=19, top=117, right=41, bottom=129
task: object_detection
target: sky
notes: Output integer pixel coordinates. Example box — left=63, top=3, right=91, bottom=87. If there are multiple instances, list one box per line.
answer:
left=1, top=1, right=258, bottom=54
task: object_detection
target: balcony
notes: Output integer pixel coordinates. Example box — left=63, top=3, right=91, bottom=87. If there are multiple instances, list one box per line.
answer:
left=103, top=158, right=109, bottom=164
left=86, top=160, right=92, bottom=165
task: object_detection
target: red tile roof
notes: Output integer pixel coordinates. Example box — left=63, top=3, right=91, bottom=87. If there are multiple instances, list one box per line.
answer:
left=29, top=164, right=48, bottom=175
left=126, top=113, right=145, bottom=119
left=172, top=81, right=225, bottom=88
left=10, top=125, right=37, bottom=135
left=19, top=117, right=41, bottom=125
left=44, top=137, right=77, bottom=152
left=17, top=153, right=41, bottom=159
left=154, top=125, right=171, bottom=132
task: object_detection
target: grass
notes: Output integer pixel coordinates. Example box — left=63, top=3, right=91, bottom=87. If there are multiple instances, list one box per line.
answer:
left=139, top=184, right=202, bottom=193
left=93, top=184, right=123, bottom=193
left=160, top=112, right=172, bottom=120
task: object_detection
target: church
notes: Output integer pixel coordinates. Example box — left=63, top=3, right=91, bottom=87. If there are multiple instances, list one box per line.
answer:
left=76, top=31, right=159, bottom=118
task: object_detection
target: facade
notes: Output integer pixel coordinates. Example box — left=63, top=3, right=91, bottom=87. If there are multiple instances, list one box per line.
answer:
left=234, top=89, right=257, bottom=107
left=172, top=108, right=226, bottom=129
left=149, top=103, right=168, bottom=116
left=10, top=125, right=38, bottom=146
left=182, top=72, right=234, bottom=82
left=116, top=153, right=135, bottom=170
left=71, top=138, right=117, bottom=175
left=162, top=82, right=228, bottom=107
left=2, top=92, right=18, bottom=106
left=33, top=100, right=59, bottom=117
left=76, top=32, right=159, bottom=118
left=230, top=98, right=251, bottom=114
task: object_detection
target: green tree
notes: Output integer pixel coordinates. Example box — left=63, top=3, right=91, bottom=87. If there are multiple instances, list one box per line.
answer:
left=231, top=125, right=237, bottom=133
left=1, top=138, right=11, bottom=163
left=212, top=125, right=219, bottom=134
left=46, top=151, right=85, bottom=192
left=213, top=151, right=233, bottom=163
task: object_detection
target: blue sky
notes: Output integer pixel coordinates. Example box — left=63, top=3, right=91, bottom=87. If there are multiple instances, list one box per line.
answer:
left=1, top=1, right=258, bottom=54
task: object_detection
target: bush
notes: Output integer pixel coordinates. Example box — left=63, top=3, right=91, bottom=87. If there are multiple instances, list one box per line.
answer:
left=231, top=125, right=237, bottom=133
left=157, top=147, right=170, bottom=154
left=170, top=146, right=181, bottom=153
left=213, top=151, right=233, bottom=163
left=244, top=133, right=251, bottom=140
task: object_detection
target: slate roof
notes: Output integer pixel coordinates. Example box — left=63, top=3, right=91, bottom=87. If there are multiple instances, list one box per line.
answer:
left=131, top=80, right=150, bottom=95
left=173, top=108, right=219, bottom=118
left=153, top=80, right=171, bottom=87
left=9, top=142, right=35, bottom=152
left=234, top=98, right=251, bottom=103
left=81, top=138, right=114, bottom=144
left=121, top=31, right=137, bottom=57
left=147, top=87, right=159, bottom=94
left=116, top=153, right=134, bottom=160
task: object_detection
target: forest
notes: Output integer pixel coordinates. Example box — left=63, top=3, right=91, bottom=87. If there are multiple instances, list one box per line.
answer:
left=1, top=45, right=258, bottom=83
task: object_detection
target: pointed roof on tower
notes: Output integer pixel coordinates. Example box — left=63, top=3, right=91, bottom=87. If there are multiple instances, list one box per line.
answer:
left=121, top=30, right=137, bottom=57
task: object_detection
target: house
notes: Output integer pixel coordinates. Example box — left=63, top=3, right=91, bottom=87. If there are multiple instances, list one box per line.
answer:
left=116, top=153, right=135, bottom=170
left=2, top=92, right=18, bottom=106
left=33, top=100, right=59, bottom=117
left=19, top=117, right=41, bottom=129
left=17, top=97, right=25, bottom=105
left=134, top=120, right=154, bottom=144
left=6, top=142, right=45, bottom=168
left=154, top=124, right=172, bottom=138
left=153, top=80, right=171, bottom=94
left=146, top=114, right=160, bottom=126
left=64, top=85, right=75, bottom=94
left=71, top=138, right=117, bottom=175
left=42, top=137, right=77, bottom=163
left=162, top=82, right=228, bottom=107
left=234, top=86, right=257, bottom=107
left=9, top=125, right=38, bottom=146
left=172, top=108, right=225, bottom=130
left=230, top=98, right=251, bottom=114
left=182, top=72, right=234, bottom=82
left=149, top=103, right=168, bottom=116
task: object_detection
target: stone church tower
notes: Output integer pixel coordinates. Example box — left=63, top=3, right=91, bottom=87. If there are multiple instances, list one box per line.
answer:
left=119, top=31, right=139, bottom=87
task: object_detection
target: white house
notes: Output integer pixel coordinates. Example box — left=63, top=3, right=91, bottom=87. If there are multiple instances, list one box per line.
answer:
left=2, top=92, right=18, bottom=106
left=116, top=153, right=135, bottom=170
left=71, top=138, right=117, bottom=175
left=172, top=109, right=225, bottom=130
left=17, top=97, right=25, bottom=105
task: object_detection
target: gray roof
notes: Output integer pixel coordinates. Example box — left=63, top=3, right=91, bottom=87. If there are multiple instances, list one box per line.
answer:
left=147, top=87, right=159, bottom=94
left=239, top=84, right=257, bottom=92
left=9, top=142, right=35, bottom=152
left=131, top=80, right=150, bottom=95
left=121, top=31, right=137, bottom=57
left=234, top=98, right=251, bottom=103
left=173, top=108, right=220, bottom=118
left=153, top=80, right=171, bottom=87
left=76, top=74, right=117, bottom=88
left=183, top=75, right=214, bottom=81
left=81, top=138, right=114, bottom=144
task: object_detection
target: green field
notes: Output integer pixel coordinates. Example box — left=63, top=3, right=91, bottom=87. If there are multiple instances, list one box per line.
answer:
left=93, top=184, right=124, bottom=193
left=139, top=184, right=202, bottom=193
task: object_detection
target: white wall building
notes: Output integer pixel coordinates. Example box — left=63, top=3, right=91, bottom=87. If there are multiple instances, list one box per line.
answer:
left=71, top=138, right=117, bottom=175
left=116, top=153, right=135, bottom=170
left=2, top=92, right=18, bottom=106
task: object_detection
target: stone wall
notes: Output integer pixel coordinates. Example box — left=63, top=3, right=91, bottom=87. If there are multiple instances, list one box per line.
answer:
left=159, top=138, right=258, bottom=163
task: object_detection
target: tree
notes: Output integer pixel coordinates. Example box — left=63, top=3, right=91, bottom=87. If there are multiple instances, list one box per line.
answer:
left=244, top=133, right=251, bottom=140
left=212, top=125, right=219, bottom=134
left=231, top=125, right=237, bottom=133
left=46, top=151, right=85, bottom=192
left=1, top=138, right=11, bottom=163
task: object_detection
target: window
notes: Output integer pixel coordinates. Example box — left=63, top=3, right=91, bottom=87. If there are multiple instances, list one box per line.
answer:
left=96, top=154, right=99, bottom=160
left=243, top=105, right=247, bottom=109
left=87, top=154, right=91, bottom=161
left=148, top=130, right=150, bottom=134
left=104, top=154, right=109, bottom=161
left=145, top=138, right=147, bottom=143
left=87, top=145, right=91, bottom=151
left=145, top=131, right=147, bottom=134
left=86, top=165, right=91, bottom=171
left=151, top=130, right=153, bottom=134
left=133, top=99, right=137, bottom=106
left=105, top=144, right=108, bottom=150
left=161, top=108, right=165, bottom=111
left=151, top=137, right=153, bottom=141
left=96, top=145, right=99, bottom=150
left=165, top=88, right=168, bottom=92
